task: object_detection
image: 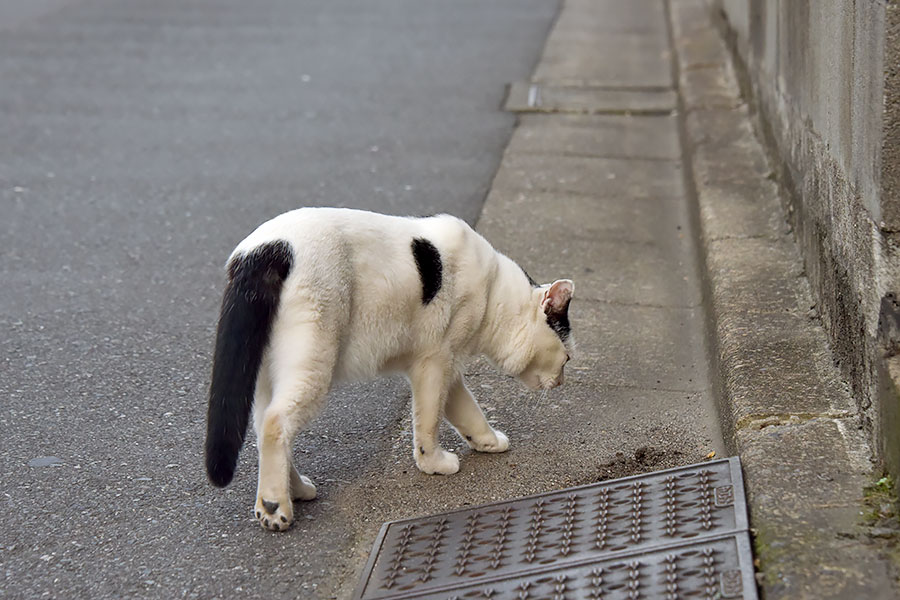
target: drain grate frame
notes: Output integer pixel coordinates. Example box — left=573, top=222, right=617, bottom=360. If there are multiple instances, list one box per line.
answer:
left=353, top=457, right=756, bottom=600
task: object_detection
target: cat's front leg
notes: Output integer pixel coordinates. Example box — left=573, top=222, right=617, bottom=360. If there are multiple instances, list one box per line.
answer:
left=409, top=359, right=460, bottom=475
left=445, top=372, right=509, bottom=453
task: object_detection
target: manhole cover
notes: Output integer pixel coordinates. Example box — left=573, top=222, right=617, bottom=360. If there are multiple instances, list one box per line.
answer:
left=354, top=457, right=756, bottom=599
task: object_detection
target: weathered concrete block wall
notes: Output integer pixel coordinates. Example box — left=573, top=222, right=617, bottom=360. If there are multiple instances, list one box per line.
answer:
left=713, top=0, right=900, bottom=477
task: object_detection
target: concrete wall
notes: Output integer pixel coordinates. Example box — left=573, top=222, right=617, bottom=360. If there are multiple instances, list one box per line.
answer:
left=713, top=0, right=900, bottom=478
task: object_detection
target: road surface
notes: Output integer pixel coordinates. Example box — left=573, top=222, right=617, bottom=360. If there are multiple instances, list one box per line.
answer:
left=0, top=1, right=559, bottom=597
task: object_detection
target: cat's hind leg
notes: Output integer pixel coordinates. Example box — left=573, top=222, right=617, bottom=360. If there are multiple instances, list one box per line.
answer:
left=258, top=380, right=316, bottom=504
left=254, top=319, right=333, bottom=531
left=445, top=371, right=509, bottom=453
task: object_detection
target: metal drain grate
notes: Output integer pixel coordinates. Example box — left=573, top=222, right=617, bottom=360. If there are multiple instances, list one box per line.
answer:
left=353, top=457, right=756, bottom=599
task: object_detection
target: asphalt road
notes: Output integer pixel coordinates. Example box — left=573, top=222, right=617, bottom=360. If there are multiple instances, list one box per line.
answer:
left=0, top=1, right=560, bottom=597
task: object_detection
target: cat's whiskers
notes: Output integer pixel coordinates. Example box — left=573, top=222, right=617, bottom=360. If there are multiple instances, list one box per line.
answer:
left=537, top=388, right=549, bottom=409
left=524, top=383, right=536, bottom=410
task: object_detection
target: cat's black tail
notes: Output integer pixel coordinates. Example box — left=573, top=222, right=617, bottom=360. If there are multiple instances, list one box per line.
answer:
left=205, top=240, right=294, bottom=488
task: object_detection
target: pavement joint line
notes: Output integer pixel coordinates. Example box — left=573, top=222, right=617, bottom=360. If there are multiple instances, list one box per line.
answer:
left=495, top=184, right=685, bottom=199
left=563, top=235, right=658, bottom=246
left=511, top=108, right=678, bottom=116
left=501, top=154, right=684, bottom=165
left=680, top=62, right=729, bottom=72
left=508, top=149, right=682, bottom=162
left=530, top=79, right=676, bottom=90
left=576, top=296, right=701, bottom=310
left=705, top=233, right=786, bottom=243
left=734, top=411, right=856, bottom=432
left=526, top=82, right=540, bottom=107
left=490, top=190, right=689, bottom=203
left=583, top=386, right=709, bottom=396
left=587, top=380, right=711, bottom=395
left=528, top=83, right=677, bottom=93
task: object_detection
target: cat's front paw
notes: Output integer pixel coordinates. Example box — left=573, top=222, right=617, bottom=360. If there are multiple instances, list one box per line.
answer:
left=415, top=448, right=460, bottom=475
left=466, top=429, right=510, bottom=453
left=254, top=495, right=293, bottom=532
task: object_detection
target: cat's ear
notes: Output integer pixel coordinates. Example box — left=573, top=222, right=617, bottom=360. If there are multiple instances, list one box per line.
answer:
left=541, top=279, right=574, bottom=315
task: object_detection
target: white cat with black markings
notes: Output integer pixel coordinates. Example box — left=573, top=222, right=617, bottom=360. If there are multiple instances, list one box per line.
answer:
left=205, top=207, right=574, bottom=531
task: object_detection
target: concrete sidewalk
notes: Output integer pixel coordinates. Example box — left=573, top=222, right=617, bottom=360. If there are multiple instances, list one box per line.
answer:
left=478, top=0, right=900, bottom=597
left=479, top=0, right=725, bottom=479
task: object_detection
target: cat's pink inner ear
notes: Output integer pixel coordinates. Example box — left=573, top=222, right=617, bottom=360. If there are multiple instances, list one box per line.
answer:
left=542, top=279, right=574, bottom=314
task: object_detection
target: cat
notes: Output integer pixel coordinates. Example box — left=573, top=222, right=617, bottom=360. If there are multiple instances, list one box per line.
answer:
left=204, top=207, right=574, bottom=531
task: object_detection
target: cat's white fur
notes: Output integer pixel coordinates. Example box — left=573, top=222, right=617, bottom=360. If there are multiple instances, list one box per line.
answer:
left=213, top=207, right=573, bottom=531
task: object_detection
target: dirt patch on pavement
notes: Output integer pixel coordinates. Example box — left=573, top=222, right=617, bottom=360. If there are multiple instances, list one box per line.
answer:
left=594, top=446, right=689, bottom=481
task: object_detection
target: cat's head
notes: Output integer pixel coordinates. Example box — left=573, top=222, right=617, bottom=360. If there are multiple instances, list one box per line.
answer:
left=516, top=279, right=574, bottom=390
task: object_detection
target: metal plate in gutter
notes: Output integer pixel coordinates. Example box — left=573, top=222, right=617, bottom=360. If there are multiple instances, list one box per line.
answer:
left=353, top=457, right=756, bottom=600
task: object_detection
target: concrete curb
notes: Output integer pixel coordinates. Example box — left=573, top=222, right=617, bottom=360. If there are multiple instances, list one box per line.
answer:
left=670, top=0, right=899, bottom=597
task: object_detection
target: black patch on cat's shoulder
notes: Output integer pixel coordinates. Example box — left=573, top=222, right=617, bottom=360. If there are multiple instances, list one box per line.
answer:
left=546, top=301, right=572, bottom=342
left=411, top=238, right=442, bottom=304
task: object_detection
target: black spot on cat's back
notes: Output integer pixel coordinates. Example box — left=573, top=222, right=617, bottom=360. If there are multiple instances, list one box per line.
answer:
left=411, top=238, right=442, bottom=304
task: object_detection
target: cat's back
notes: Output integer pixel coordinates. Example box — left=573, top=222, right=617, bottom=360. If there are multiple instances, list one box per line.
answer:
left=232, top=207, right=476, bottom=262
left=234, top=207, right=398, bottom=253
left=227, top=208, right=494, bottom=378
